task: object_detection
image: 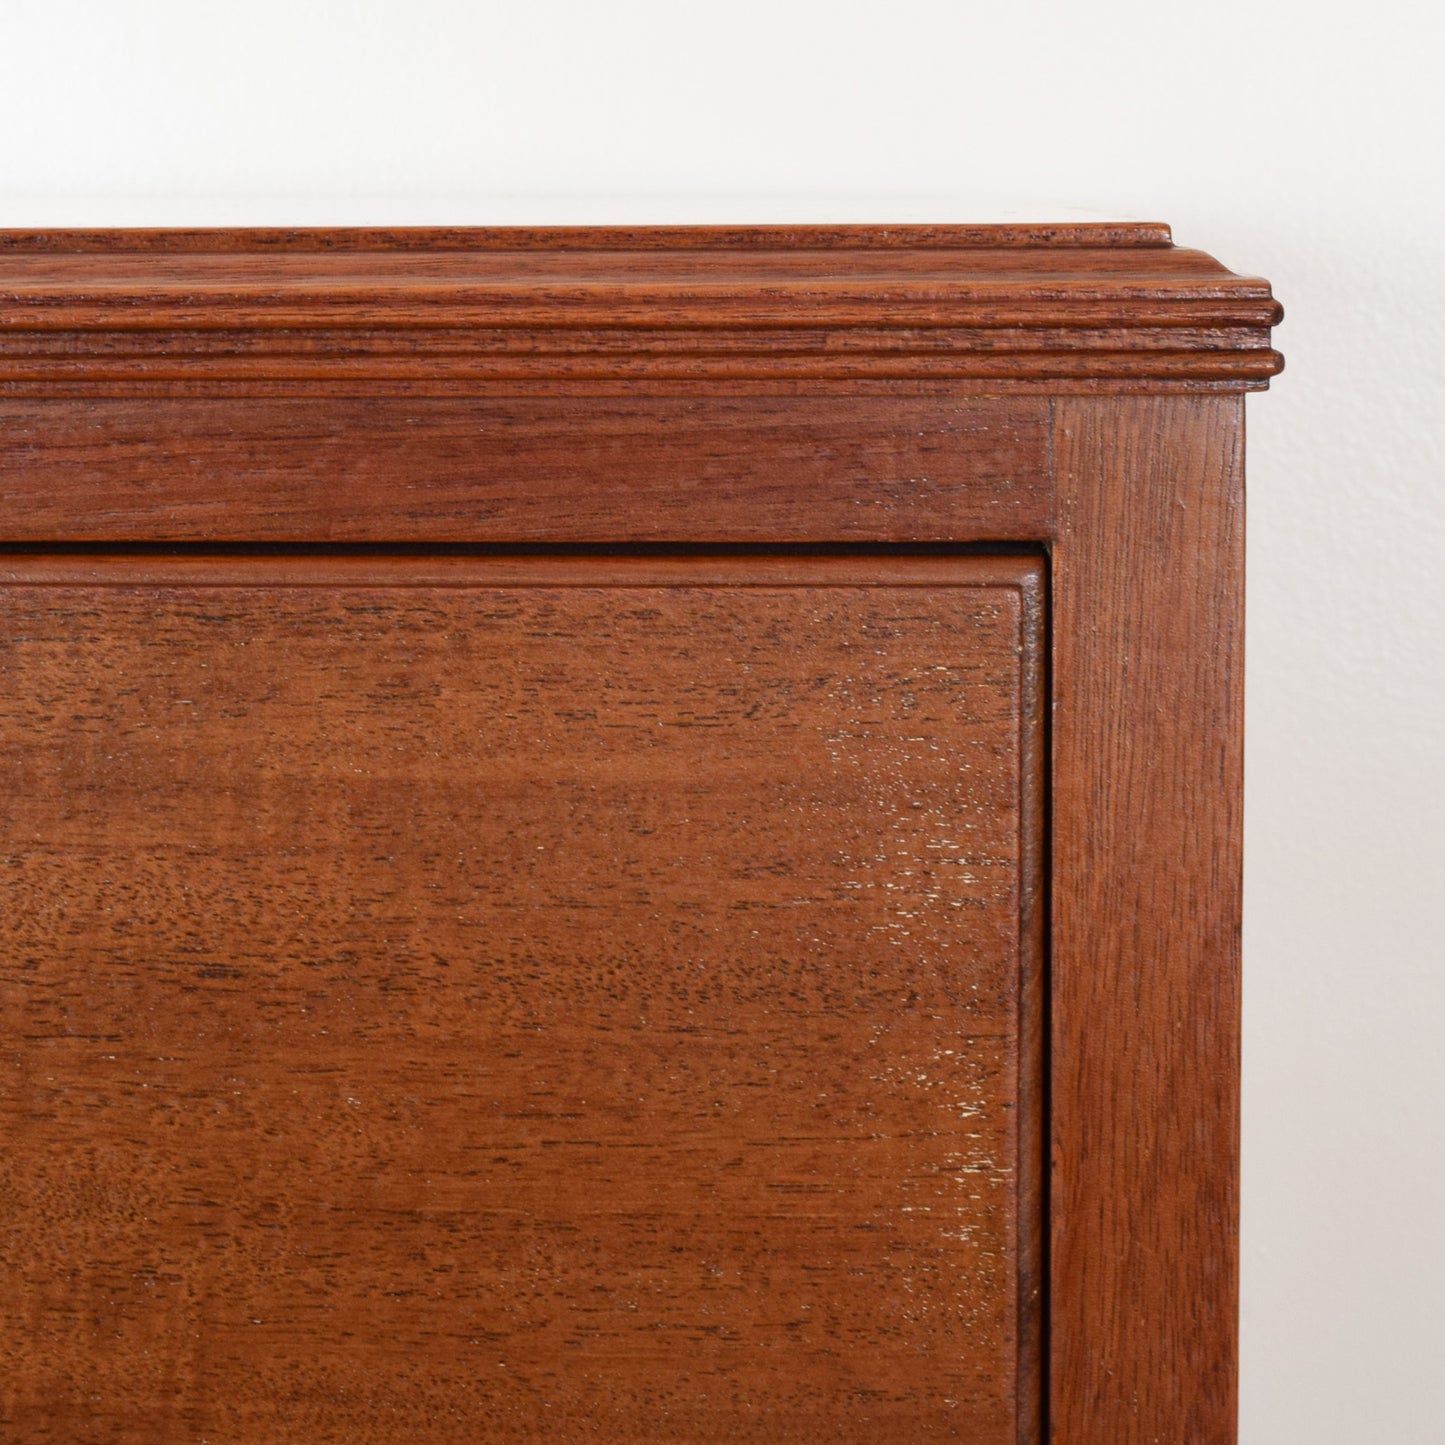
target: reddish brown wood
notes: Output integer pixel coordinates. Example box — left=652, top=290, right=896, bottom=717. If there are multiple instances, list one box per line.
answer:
left=0, top=395, right=1051, bottom=544
left=1, top=554, right=1044, bottom=1442
left=1050, top=396, right=1244, bottom=1443
left=0, top=223, right=1178, bottom=250
left=0, top=226, right=1282, bottom=394
left=0, top=226, right=1279, bottom=1444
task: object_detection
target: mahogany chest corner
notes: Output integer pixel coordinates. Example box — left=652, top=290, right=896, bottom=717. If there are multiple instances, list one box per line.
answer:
left=0, top=224, right=1281, bottom=1444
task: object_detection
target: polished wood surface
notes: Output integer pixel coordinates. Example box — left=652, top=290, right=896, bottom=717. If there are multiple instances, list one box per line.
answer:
left=1050, top=398, right=1243, bottom=1442
left=0, top=395, right=1052, bottom=544
left=1, top=555, right=1044, bottom=1442
left=0, top=225, right=1280, bottom=1442
left=0, top=223, right=1179, bottom=250
left=0, top=225, right=1281, bottom=394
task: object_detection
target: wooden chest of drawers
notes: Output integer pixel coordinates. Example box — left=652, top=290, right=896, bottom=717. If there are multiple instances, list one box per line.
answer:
left=0, top=225, right=1280, bottom=1443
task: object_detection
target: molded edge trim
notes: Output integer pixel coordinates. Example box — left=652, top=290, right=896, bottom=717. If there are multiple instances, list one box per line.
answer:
left=0, top=227, right=1282, bottom=392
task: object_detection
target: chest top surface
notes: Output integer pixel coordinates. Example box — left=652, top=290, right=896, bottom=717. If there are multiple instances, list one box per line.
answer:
left=0, top=222, right=1281, bottom=395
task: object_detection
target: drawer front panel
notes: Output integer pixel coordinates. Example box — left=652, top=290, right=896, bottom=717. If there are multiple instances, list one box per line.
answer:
left=1, top=554, right=1043, bottom=1442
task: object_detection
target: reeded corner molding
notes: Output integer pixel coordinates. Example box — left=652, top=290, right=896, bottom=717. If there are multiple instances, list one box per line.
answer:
left=0, top=224, right=1283, bottom=397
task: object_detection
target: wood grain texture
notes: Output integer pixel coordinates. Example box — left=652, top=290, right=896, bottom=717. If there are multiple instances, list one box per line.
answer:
left=0, top=227, right=1282, bottom=394
left=0, top=554, right=1044, bottom=1442
left=0, top=223, right=1178, bottom=251
left=1049, top=397, right=1244, bottom=1443
left=0, top=224, right=1278, bottom=1443
left=0, top=395, right=1051, bottom=544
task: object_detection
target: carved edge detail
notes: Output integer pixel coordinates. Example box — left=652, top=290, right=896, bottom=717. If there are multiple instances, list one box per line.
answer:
left=0, top=228, right=1283, bottom=393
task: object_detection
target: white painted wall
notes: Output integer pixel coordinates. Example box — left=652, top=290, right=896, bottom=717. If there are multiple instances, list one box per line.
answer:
left=3, top=2, right=1441, bottom=1439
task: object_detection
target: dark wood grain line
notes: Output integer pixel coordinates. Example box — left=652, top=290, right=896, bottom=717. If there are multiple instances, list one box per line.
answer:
left=0, top=351, right=1284, bottom=388
left=0, top=376, right=1277, bottom=398
left=0, top=552, right=1043, bottom=589
left=1015, top=565, right=1049, bottom=1445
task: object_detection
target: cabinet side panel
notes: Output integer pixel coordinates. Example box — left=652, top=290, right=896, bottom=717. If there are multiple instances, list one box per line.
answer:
left=0, top=396, right=1051, bottom=543
left=1050, top=396, right=1244, bottom=1444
